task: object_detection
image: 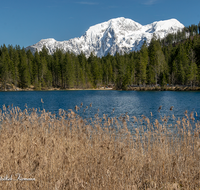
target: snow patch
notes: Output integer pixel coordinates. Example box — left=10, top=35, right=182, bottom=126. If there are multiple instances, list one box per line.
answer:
left=26, top=17, right=184, bottom=57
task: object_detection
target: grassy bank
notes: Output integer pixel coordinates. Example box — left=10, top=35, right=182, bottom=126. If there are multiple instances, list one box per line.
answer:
left=0, top=82, right=114, bottom=91
left=0, top=106, right=199, bottom=189
left=127, top=85, right=200, bottom=91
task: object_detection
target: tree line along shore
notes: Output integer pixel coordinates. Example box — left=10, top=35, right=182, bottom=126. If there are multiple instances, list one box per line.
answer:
left=1, top=23, right=200, bottom=91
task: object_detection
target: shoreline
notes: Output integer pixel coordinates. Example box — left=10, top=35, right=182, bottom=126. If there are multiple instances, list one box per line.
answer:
left=0, top=87, right=114, bottom=92
left=127, top=86, right=200, bottom=91
left=1, top=85, right=200, bottom=92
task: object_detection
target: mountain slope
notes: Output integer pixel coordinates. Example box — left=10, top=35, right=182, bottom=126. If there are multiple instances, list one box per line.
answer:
left=26, top=17, right=184, bottom=57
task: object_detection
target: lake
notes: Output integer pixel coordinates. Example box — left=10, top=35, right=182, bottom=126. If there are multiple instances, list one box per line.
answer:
left=0, top=90, right=199, bottom=122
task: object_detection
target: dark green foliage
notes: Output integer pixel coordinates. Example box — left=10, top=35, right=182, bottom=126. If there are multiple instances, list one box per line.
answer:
left=198, top=22, right=200, bottom=34
left=0, top=45, right=10, bottom=89
left=18, top=49, right=31, bottom=88
left=0, top=23, right=200, bottom=90
left=137, top=42, right=148, bottom=85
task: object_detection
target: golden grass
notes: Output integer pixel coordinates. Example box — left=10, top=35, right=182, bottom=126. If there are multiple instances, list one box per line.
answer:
left=0, top=105, right=199, bottom=189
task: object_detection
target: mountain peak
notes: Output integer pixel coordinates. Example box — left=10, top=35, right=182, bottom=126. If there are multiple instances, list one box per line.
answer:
left=26, top=17, right=185, bottom=57
left=85, top=17, right=142, bottom=36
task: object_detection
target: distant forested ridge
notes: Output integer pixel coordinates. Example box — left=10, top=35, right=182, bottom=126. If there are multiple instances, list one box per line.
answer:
left=1, top=23, right=200, bottom=90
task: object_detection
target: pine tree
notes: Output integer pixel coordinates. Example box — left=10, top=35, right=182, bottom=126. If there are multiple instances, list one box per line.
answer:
left=111, top=57, right=118, bottom=84
left=165, top=33, right=174, bottom=45
left=52, top=49, right=62, bottom=87
left=187, top=49, right=198, bottom=86
left=64, top=53, right=75, bottom=88
left=18, top=49, right=31, bottom=88
left=138, top=42, right=148, bottom=85
left=178, top=44, right=189, bottom=84
left=78, top=52, right=87, bottom=88
left=12, top=49, right=20, bottom=87
left=148, top=35, right=166, bottom=85
left=26, top=50, right=34, bottom=84
left=88, top=52, right=102, bottom=87
left=0, top=45, right=10, bottom=90
left=198, top=22, right=200, bottom=34
left=33, top=51, right=40, bottom=88
left=171, top=60, right=177, bottom=85
left=115, top=53, right=128, bottom=89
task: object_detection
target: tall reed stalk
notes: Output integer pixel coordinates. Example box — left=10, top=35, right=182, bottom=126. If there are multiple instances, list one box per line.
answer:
left=0, top=105, right=199, bottom=189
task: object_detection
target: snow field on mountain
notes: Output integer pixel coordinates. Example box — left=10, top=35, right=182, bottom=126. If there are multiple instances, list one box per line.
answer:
left=26, top=17, right=184, bottom=57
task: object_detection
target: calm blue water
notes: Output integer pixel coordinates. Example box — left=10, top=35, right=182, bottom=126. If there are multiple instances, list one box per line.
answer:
left=0, top=90, right=199, bottom=121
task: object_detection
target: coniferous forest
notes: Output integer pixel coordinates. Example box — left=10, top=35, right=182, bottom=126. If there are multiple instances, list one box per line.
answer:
left=1, top=23, right=200, bottom=90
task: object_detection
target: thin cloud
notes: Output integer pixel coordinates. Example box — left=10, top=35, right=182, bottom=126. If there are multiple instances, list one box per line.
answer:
left=76, top=2, right=99, bottom=5
left=143, top=0, right=158, bottom=5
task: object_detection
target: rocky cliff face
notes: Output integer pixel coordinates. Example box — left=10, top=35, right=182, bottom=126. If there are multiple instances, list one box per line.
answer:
left=26, top=17, right=184, bottom=57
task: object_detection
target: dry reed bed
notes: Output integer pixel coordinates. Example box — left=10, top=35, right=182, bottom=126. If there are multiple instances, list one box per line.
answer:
left=0, top=105, right=199, bottom=190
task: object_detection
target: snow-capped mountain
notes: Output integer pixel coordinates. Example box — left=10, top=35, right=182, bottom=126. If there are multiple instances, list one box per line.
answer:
left=26, top=17, right=184, bottom=57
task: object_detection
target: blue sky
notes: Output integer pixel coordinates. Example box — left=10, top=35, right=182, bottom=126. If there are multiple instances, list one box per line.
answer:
left=0, top=0, right=199, bottom=48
